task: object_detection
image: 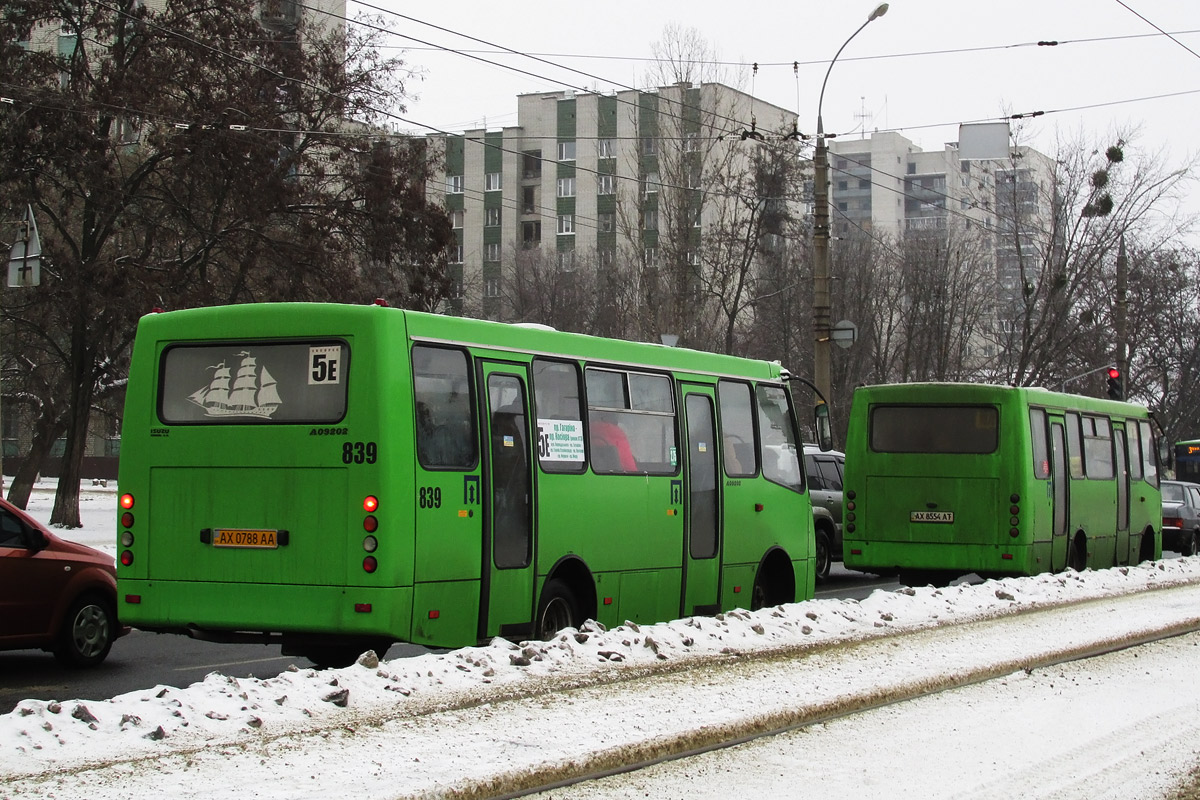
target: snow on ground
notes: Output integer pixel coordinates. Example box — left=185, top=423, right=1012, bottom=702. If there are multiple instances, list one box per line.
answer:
left=6, top=481, right=1200, bottom=798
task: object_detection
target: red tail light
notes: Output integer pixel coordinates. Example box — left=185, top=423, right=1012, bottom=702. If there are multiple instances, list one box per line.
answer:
left=363, top=496, right=378, bottom=512
left=1165, top=517, right=1184, bottom=528
left=120, top=493, right=135, bottom=510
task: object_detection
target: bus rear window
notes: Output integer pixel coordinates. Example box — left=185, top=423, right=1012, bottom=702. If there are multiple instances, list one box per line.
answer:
left=870, top=405, right=998, bottom=454
left=160, top=341, right=348, bottom=424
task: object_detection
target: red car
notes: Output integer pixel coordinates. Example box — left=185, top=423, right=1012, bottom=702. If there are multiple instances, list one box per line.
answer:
left=0, top=497, right=128, bottom=666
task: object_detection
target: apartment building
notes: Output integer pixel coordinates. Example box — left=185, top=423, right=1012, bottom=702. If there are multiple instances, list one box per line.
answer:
left=827, top=130, right=1054, bottom=240
left=828, top=130, right=1057, bottom=354
left=18, top=0, right=345, bottom=52
left=428, top=82, right=800, bottom=321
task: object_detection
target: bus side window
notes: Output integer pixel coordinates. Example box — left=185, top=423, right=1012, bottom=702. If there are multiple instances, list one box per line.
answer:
left=1139, top=420, right=1159, bottom=487
left=755, top=384, right=802, bottom=492
left=718, top=380, right=757, bottom=478
left=1029, top=408, right=1049, bottom=479
left=412, top=345, right=477, bottom=469
left=584, top=368, right=676, bottom=475
left=1065, top=412, right=1085, bottom=479
left=532, top=359, right=586, bottom=473
left=1127, top=421, right=1144, bottom=481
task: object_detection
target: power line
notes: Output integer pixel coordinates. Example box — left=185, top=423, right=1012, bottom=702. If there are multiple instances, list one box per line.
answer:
left=1114, top=1, right=1200, bottom=62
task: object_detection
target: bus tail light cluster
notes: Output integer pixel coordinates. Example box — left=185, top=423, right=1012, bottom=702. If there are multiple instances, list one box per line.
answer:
left=362, top=495, right=379, bottom=572
left=1008, top=492, right=1021, bottom=538
left=845, top=490, right=856, bottom=534
left=119, top=493, right=136, bottom=566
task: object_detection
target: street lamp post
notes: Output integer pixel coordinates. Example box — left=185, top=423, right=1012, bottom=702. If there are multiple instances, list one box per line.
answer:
left=812, top=3, right=889, bottom=409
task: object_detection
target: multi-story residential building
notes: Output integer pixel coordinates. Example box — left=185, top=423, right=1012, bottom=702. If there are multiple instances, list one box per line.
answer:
left=18, top=0, right=346, bottom=50
left=827, top=130, right=1054, bottom=241
left=828, top=130, right=1057, bottom=363
left=427, top=82, right=799, bottom=323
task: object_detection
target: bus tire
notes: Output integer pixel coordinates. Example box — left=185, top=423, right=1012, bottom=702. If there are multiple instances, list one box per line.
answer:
left=751, top=551, right=796, bottom=610
left=54, top=594, right=116, bottom=668
left=536, top=579, right=580, bottom=640
left=814, top=530, right=832, bottom=582
left=1068, top=534, right=1088, bottom=572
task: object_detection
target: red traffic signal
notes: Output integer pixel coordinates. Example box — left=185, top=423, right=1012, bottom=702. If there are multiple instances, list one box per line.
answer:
left=1106, top=367, right=1123, bottom=400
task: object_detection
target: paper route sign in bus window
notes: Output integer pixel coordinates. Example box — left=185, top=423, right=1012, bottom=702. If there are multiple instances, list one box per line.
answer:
left=537, top=418, right=585, bottom=462
left=159, top=341, right=349, bottom=424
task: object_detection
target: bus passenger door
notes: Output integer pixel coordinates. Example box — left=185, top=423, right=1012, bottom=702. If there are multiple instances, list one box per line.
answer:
left=1050, top=420, right=1069, bottom=570
left=1114, top=427, right=1130, bottom=562
left=480, top=363, right=536, bottom=639
left=682, top=387, right=721, bottom=616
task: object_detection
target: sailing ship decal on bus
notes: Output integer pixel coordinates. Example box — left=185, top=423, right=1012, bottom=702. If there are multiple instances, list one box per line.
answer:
left=188, top=351, right=283, bottom=419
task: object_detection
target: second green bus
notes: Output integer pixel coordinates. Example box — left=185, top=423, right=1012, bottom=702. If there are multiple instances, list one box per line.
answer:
left=843, top=382, right=1162, bottom=583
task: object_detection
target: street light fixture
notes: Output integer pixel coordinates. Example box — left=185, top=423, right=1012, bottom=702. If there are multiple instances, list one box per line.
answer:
left=812, top=3, right=888, bottom=411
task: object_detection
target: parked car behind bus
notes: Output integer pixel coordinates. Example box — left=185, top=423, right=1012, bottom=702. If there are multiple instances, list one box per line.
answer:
left=805, top=445, right=845, bottom=580
left=1161, top=479, right=1200, bottom=556
left=0, top=498, right=127, bottom=666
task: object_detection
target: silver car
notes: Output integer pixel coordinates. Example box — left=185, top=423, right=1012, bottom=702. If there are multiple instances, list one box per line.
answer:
left=1161, top=480, right=1200, bottom=556
left=805, top=446, right=845, bottom=580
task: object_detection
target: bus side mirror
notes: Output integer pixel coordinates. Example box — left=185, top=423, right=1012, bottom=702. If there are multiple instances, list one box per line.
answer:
left=815, top=403, right=833, bottom=452
left=1160, top=440, right=1171, bottom=467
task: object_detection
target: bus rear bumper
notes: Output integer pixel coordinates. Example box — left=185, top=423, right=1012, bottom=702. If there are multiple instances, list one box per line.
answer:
left=117, top=579, right=414, bottom=642
left=843, top=540, right=1036, bottom=577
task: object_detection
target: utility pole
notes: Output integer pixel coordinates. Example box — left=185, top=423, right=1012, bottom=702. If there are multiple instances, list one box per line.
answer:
left=1115, top=236, right=1129, bottom=396
left=812, top=4, right=889, bottom=412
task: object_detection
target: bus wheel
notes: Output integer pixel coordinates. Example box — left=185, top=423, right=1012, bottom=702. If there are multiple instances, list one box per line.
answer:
left=1068, top=535, right=1088, bottom=572
left=814, top=530, right=832, bottom=582
left=751, top=552, right=796, bottom=610
left=536, top=580, right=580, bottom=640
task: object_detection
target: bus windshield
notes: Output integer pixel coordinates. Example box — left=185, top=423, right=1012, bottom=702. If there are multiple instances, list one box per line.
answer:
left=869, top=404, right=998, bottom=454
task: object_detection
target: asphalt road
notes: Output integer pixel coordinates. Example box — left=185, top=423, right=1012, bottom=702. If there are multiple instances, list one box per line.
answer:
left=0, top=630, right=430, bottom=715
left=0, top=561, right=1081, bottom=715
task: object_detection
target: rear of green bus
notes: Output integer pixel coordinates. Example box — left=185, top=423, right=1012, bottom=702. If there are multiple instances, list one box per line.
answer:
left=842, top=383, right=1036, bottom=580
left=117, top=303, right=409, bottom=664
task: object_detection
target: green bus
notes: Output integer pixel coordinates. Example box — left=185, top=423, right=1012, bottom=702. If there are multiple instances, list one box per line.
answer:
left=116, top=303, right=816, bottom=664
left=842, top=383, right=1161, bottom=583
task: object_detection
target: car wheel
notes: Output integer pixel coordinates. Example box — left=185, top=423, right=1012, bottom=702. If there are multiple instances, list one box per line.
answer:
left=536, top=579, right=580, bottom=640
left=54, top=595, right=116, bottom=668
left=815, top=530, right=832, bottom=582
left=1186, top=530, right=1200, bottom=558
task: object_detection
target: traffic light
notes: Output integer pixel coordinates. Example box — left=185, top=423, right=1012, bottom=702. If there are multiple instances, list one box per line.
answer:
left=1106, top=367, right=1123, bottom=400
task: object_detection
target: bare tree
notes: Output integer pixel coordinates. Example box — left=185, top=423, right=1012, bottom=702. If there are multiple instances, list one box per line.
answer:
left=0, top=0, right=452, bottom=523
left=990, top=133, right=1192, bottom=389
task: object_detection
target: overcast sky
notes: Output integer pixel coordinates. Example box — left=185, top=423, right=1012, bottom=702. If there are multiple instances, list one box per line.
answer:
left=351, top=0, right=1199, bottom=236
